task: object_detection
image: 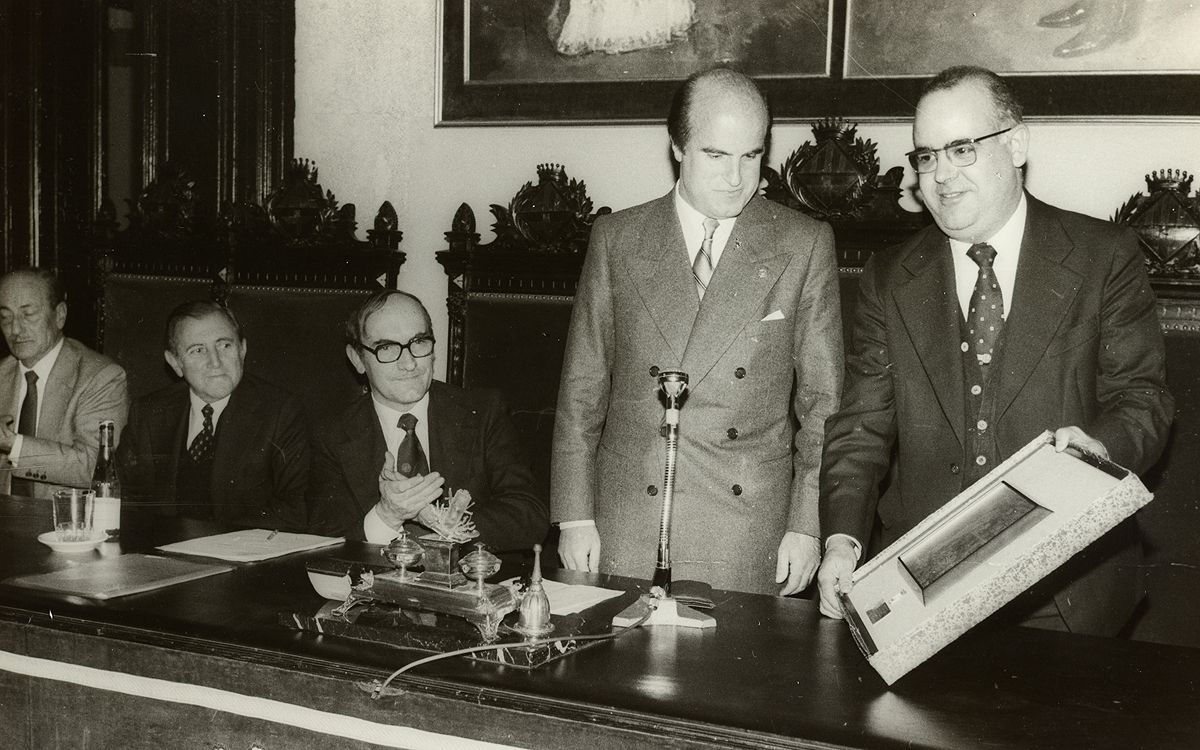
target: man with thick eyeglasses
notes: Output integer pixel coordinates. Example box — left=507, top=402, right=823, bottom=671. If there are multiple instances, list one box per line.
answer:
left=817, top=65, right=1173, bottom=636
left=307, top=290, right=548, bottom=551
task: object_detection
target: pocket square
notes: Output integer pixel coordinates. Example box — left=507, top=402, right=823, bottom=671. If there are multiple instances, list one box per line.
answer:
left=760, top=310, right=785, bottom=322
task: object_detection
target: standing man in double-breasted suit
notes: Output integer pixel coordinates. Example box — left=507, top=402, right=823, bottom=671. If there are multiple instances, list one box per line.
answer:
left=817, top=66, right=1173, bottom=635
left=551, top=67, right=844, bottom=595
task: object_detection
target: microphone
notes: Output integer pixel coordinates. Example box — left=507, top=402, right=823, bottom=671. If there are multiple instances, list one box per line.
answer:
left=611, top=369, right=715, bottom=629
left=652, top=370, right=688, bottom=594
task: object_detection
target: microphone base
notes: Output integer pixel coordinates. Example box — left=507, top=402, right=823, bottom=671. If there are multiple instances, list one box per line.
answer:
left=611, top=593, right=716, bottom=629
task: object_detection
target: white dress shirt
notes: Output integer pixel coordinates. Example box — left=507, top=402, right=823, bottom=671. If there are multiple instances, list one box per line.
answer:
left=10, top=336, right=65, bottom=465
left=364, top=392, right=431, bottom=542
left=950, top=194, right=1026, bottom=321
left=186, top=390, right=231, bottom=444
left=675, top=181, right=736, bottom=270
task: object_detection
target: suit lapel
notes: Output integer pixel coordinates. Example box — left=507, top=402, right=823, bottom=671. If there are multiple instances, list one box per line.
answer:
left=334, top=396, right=388, bottom=516
left=625, top=193, right=699, bottom=365
left=40, top=340, right=79, bottom=441
left=211, top=381, right=258, bottom=509
left=681, top=198, right=787, bottom=388
left=0, top=358, right=15, bottom=489
left=0, top=359, right=18, bottom=415
left=994, top=199, right=1081, bottom=419
left=427, top=382, right=475, bottom=492
left=894, top=235, right=967, bottom=448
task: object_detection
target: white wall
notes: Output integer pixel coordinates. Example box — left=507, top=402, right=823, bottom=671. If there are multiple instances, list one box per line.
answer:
left=296, top=0, right=1200, bottom=379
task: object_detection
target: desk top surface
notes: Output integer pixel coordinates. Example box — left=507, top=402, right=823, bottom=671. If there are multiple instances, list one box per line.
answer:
left=1, top=496, right=1197, bottom=750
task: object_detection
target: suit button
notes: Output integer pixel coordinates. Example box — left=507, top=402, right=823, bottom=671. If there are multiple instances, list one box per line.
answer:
left=950, top=463, right=961, bottom=474
left=731, top=484, right=743, bottom=496
left=727, top=428, right=738, bottom=440
left=649, top=365, right=660, bottom=378
left=734, top=367, right=746, bottom=379
left=647, top=485, right=658, bottom=496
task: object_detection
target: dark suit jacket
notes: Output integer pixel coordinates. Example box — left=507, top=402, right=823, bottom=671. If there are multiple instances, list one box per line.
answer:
left=118, top=374, right=311, bottom=530
left=0, top=337, right=128, bottom=498
left=551, top=192, right=843, bottom=594
left=820, top=195, right=1174, bottom=634
left=307, top=381, right=549, bottom=552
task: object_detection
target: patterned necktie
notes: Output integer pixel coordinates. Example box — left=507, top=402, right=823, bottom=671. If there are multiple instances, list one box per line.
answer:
left=188, top=403, right=215, bottom=462
left=692, top=217, right=720, bottom=300
left=395, top=413, right=429, bottom=477
left=18, top=371, right=38, bottom=437
left=966, top=242, right=1004, bottom=366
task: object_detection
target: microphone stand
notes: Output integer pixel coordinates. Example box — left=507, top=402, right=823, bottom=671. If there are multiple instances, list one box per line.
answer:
left=612, top=370, right=716, bottom=629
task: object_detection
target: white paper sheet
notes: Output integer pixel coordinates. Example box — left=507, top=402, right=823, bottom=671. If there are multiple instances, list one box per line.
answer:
left=502, top=577, right=625, bottom=615
left=157, top=530, right=344, bottom=562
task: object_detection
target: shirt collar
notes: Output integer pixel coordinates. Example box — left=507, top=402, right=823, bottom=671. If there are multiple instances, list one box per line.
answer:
left=371, top=390, right=430, bottom=431
left=673, top=182, right=737, bottom=257
left=949, top=193, right=1028, bottom=258
left=188, top=389, right=233, bottom=427
left=19, top=336, right=65, bottom=383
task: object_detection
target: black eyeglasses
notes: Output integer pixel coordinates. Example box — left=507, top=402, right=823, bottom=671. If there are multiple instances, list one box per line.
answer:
left=906, top=127, right=1014, bottom=174
left=359, top=335, right=435, bottom=364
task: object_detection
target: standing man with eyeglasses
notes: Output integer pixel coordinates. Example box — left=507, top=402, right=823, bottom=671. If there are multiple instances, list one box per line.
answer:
left=118, top=300, right=310, bottom=528
left=307, top=290, right=548, bottom=551
left=817, top=66, right=1173, bottom=636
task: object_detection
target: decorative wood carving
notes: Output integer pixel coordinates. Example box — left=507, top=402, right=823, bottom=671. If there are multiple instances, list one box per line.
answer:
left=95, top=158, right=403, bottom=283
left=1114, top=169, right=1200, bottom=282
left=764, top=118, right=929, bottom=269
left=436, top=165, right=609, bottom=385
left=92, top=158, right=406, bottom=350
left=1112, top=168, right=1200, bottom=333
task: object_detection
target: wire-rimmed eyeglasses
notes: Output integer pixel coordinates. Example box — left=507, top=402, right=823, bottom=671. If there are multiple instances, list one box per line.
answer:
left=359, top=335, right=435, bottom=364
left=905, top=127, right=1014, bottom=174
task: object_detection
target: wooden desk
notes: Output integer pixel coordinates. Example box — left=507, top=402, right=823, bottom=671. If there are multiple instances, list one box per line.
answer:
left=0, top=497, right=1196, bottom=750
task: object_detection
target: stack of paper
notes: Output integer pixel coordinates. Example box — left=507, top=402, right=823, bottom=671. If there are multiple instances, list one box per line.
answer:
left=157, top=530, right=344, bottom=562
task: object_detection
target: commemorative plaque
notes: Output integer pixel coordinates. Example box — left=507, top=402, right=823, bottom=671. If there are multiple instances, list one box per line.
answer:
left=839, top=432, right=1153, bottom=685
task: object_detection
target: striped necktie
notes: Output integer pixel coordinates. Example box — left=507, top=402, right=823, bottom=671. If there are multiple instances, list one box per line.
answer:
left=692, top=217, right=720, bottom=300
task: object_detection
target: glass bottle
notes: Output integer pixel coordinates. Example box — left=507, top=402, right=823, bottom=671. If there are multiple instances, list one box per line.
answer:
left=91, top=420, right=121, bottom=542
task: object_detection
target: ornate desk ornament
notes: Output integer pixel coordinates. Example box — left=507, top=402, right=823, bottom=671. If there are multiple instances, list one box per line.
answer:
left=1113, top=169, right=1200, bottom=280
left=512, top=544, right=554, bottom=638
left=380, top=529, right=423, bottom=583
left=460, top=543, right=502, bottom=599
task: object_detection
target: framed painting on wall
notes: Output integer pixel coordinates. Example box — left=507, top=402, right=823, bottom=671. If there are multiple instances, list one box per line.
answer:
left=438, top=0, right=1200, bottom=124
left=437, top=0, right=834, bottom=124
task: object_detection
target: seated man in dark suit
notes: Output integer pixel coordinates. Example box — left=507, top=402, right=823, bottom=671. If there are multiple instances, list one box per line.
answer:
left=307, top=290, right=548, bottom=551
left=0, top=267, right=128, bottom=497
left=118, top=301, right=310, bottom=529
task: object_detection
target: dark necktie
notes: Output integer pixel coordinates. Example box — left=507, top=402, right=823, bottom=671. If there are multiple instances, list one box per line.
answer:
left=692, top=217, right=720, bottom=300
left=395, top=413, right=429, bottom=477
left=11, top=371, right=39, bottom=495
left=188, top=403, right=215, bottom=462
left=966, top=242, right=1004, bottom=366
left=18, top=371, right=38, bottom=437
